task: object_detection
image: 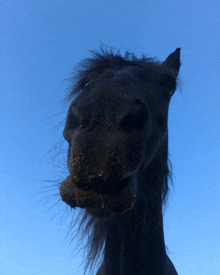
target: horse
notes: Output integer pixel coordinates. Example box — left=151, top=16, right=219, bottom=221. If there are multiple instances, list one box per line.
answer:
left=59, top=47, right=181, bottom=275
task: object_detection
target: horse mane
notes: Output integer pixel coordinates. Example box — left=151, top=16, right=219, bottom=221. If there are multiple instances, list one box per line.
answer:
left=67, top=47, right=163, bottom=100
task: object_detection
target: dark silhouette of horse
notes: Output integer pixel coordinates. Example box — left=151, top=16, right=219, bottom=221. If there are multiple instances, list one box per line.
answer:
left=60, top=47, right=181, bottom=275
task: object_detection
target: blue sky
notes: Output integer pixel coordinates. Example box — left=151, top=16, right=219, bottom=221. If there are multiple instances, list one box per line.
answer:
left=1, top=0, right=220, bottom=274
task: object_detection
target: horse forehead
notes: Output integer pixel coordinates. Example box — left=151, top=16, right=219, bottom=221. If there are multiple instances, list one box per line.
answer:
left=74, top=66, right=156, bottom=114
left=113, top=66, right=139, bottom=78
left=78, top=90, right=130, bottom=113
left=78, top=81, right=139, bottom=109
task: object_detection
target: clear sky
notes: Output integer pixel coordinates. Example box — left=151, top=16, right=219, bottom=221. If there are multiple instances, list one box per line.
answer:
left=1, top=1, right=220, bottom=274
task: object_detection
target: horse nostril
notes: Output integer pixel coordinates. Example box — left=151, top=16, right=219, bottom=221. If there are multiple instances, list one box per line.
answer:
left=120, top=109, right=148, bottom=131
left=63, top=112, right=80, bottom=141
left=64, top=109, right=80, bottom=131
left=80, top=117, right=90, bottom=129
left=117, top=99, right=148, bottom=132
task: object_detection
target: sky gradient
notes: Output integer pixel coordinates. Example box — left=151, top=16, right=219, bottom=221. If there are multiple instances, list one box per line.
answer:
left=1, top=1, right=220, bottom=274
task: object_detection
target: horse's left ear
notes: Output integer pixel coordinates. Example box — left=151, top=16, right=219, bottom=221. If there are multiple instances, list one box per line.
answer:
left=161, top=48, right=181, bottom=79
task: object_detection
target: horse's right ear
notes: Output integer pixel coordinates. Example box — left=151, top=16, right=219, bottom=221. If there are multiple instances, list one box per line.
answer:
left=161, top=48, right=181, bottom=79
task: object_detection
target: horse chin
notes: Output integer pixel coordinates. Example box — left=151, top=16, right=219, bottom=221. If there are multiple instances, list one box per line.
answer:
left=60, top=174, right=137, bottom=214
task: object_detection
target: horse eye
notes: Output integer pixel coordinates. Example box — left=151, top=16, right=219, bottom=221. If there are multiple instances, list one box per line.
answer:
left=84, top=82, right=93, bottom=90
left=79, top=117, right=90, bottom=129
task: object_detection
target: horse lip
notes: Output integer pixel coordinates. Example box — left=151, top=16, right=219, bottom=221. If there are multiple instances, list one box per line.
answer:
left=60, top=174, right=137, bottom=213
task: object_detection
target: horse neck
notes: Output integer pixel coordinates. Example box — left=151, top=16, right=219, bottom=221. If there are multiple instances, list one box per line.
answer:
left=101, top=157, right=168, bottom=275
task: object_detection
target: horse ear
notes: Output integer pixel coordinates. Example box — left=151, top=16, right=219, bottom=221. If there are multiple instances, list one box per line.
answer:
left=161, top=48, right=181, bottom=79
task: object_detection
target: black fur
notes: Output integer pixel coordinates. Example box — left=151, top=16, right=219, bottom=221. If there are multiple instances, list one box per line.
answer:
left=60, top=47, right=181, bottom=275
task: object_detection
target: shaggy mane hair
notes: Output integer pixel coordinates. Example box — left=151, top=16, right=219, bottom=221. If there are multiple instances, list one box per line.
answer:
left=67, top=47, right=177, bottom=101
